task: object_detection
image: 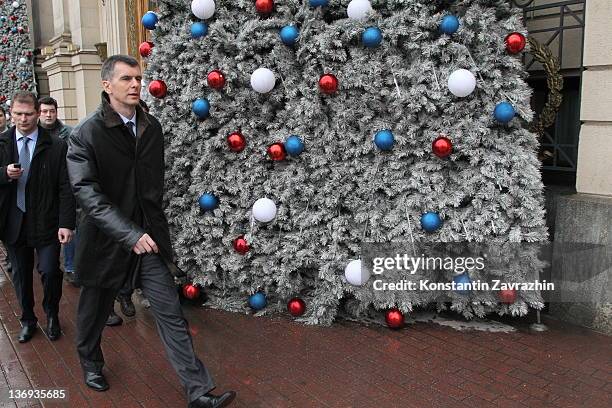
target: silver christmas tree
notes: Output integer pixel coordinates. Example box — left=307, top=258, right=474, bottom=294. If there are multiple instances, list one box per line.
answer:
left=145, top=0, right=547, bottom=325
left=0, top=0, right=36, bottom=106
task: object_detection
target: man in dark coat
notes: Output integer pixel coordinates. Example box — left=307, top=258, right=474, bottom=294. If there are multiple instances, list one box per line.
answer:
left=0, top=91, right=76, bottom=343
left=66, top=55, right=235, bottom=408
left=38, top=96, right=79, bottom=286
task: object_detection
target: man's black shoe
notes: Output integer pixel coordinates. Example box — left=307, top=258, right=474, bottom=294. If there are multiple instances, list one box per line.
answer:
left=84, top=371, right=109, bottom=392
left=118, top=296, right=135, bottom=317
left=45, top=316, right=61, bottom=341
left=105, top=310, right=123, bottom=326
left=18, top=324, right=36, bottom=343
left=188, top=391, right=236, bottom=408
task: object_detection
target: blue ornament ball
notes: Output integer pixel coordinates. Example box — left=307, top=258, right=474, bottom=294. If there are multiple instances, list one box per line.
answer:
left=420, top=212, right=442, bottom=232
left=309, top=0, right=329, bottom=7
left=248, top=292, right=267, bottom=310
left=280, top=25, right=299, bottom=46
left=494, top=102, right=516, bottom=123
left=198, top=193, right=218, bottom=211
left=11, top=27, right=17, bottom=33
left=191, top=21, right=208, bottom=38
left=192, top=98, right=210, bottom=119
left=439, top=15, right=460, bottom=35
left=374, top=129, right=394, bottom=151
left=362, top=27, right=382, bottom=48
left=141, top=11, right=159, bottom=30
left=453, top=274, right=471, bottom=296
left=285, top=135, right=304, bottom=156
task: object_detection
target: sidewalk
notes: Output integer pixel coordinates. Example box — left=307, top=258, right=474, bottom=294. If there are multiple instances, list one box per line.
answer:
left=0, top=247, right=610, bottom=408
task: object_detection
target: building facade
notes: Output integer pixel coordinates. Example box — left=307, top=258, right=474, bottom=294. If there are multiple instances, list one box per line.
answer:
left=27, top=0, right=612, bottom=333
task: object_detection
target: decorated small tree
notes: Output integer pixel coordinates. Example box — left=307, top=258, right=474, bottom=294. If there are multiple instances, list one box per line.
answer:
left=143, top=0, right=547, bottom=326
left=0, top=0, right=36, bottom=106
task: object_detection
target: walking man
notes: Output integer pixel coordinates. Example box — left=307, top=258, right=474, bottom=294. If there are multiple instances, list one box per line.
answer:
left=0, top=91, right=75, bottom=342
left=66, top=55, right=235, bottom=408
left=38, top=96, right=78, bottom=286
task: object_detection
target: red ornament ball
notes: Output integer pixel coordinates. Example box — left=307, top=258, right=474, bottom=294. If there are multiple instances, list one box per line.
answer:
left=139, top=41, right=154, bottom=57
left=17, top=26, right=24, bottom=34
left=10, top=15, right=17, bottom=22
left=255, top=0, right=274, bottom=15
left=227, top=131, right=246, bottom=152
left=0, top=55, right=5, bottom=62
left=319, top=73, right=338, bottom=95
left=432, top=136, right=453, bottom=158
left=148, top=79, right=167, bottom=98
left=2, top=37, right=8, bottom=44
left=267, top=143, right=286, bottom=161
left=287, top=297, right=306, bottom=317
left=233, top=236, right=250, bottom=255
left=0, top=95, right=6, bottom=103
left=499, top=288, right=517, bottom=304
left=207, top=70, right=226, bottom=90
left=182, top=283, right=200, bottom=299
left=385, top=308, right=405, bottom=329
left=505, top=32, right=526, bottom=54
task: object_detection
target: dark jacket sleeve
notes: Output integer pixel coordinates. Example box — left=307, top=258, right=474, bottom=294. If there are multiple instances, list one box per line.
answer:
left=57, top=140, right=76, bottom=230
left=0, top=166, right=9, bottom=185
left=66, top=127, right=144, bottom=252
left=0, top=132, right=12, bottom=186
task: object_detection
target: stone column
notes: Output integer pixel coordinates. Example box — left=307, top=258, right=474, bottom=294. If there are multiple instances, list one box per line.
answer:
left=549, top=0, right=612, bottom=334
left=99, top=0, right=129, bottom=56
left=67, top=0, right=103, bottom=120
left=576, top=0, right=612, bottom=196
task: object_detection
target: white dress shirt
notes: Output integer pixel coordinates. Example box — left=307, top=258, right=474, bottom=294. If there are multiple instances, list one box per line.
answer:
left=15, top=127, right=39, bottom=161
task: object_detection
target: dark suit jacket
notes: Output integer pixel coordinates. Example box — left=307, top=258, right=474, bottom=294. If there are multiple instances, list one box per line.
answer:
left=0, top=126, right=76, bottom=246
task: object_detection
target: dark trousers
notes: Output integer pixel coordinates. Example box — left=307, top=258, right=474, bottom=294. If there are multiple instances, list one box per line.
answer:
left=76, top=254, right=215, bottom=402
left=6, top=239, right=62, bottom=326
left=117, top=277, right=133, bottom=299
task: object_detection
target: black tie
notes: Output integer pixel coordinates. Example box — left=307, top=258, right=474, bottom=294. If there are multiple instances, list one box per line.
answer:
left=126, top=121, right=136, bottom=137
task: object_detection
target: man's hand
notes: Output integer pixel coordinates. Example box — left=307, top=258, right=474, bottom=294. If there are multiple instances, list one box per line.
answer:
left=6, top=164, right=23, bottom=180
left=132, top=233, right=159, bottom=255
left=58, top=228, right=74, bottom=244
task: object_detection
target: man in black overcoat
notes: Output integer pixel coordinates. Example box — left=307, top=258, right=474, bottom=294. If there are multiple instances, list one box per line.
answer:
left=66, top=55, right=235, bottom=408
left=0, top=91, right=75, bottom=343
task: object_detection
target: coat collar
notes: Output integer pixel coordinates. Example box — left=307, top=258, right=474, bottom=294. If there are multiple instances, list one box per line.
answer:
left=40, top=118, right=65, bottom=131
left=100, top=92, right=150, bottom=138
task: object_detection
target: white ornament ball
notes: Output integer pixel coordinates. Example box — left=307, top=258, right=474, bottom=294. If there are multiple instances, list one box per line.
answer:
left=191, top=0, right=215, bottom=20
left=347, top=0, right=372, bottom=20
left=6, top=100, right=11, bottom=107
left=252, top=198, right=277, bottom=223
left=447, top=69, right=477, bottom=97
left=250, top=68, right=276, bottom=94
left=19, top=57, right=26, bottom=64
left=12, top=1, right=19, bottom=9
left=344, top=259, right=370, bottom=286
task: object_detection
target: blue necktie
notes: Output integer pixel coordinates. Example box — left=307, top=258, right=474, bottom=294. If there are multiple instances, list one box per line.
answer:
left=16, top=136, right=31, bottom=212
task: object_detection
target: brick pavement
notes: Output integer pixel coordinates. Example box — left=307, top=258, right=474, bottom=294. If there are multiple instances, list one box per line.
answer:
left=0, top=247, right=610, bottom=408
